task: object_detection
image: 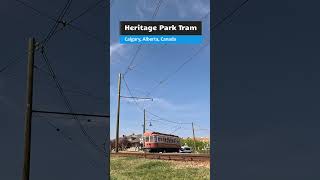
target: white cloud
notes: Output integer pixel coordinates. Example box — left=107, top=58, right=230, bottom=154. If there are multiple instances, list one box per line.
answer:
left=110, top=42, right=129, bottom=64
left=110, top=42, right=124, bottom=57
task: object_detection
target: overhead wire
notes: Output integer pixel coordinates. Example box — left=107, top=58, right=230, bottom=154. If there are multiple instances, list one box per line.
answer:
left=34, top=115, right=109, bottom=174
left=67, top=23, right=107, bottom=46
left=14, top=0, right=57, bottom=21
left=5, top=0, right=109, bottom=175
left=123, top=0, right=164, bottom=75
left=118, top=0, right=250, bottom=135
left=40, top=47, right=106, bottom=156
left=41, top=0, right=73, bottom=45
left=211, top=0, right=249, bottom=30
left=67, top=0, right=106, bottom=24
left=0, top=56, right=24, bottom=74
left=122, top=75, right=191, bottom=126
left=144, top=0, right=250, bottom=97
left=33, top=65, right=108, bottom=104
left=14, top=0, right=106, bottom=46
left=145, top=40, right=210, bottom=96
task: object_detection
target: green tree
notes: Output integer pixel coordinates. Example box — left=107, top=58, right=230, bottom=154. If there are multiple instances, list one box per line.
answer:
left=180, top=138, right=210, bottom=153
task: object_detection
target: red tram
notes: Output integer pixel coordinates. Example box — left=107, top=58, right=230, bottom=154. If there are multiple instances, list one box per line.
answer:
left=143, top=131, right=181, bottom=153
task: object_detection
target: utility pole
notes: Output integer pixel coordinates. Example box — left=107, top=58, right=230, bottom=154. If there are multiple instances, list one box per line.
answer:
left=115, top=73, right=122, bottom=153
left=22, top=38, right=35, bottom=180
left=192, top=122, right=197, bottom=153
left=143, top=109, right=146, bottom=134
left=114, top=74, right=152, bottom=153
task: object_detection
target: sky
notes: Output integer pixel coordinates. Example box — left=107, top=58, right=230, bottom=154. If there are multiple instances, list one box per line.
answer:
left=3, top=0, right=320, bottom=179
left=110, top=0, right=211, bottom=139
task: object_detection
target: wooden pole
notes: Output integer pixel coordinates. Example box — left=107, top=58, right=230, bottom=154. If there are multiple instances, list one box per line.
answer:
left=115, top=73, right=122, bottom=153
left=22, top=38, right=35, bottom=180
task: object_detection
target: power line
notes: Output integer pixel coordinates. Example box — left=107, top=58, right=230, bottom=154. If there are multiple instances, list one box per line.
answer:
left=151, top=0, right=164, bottom=19
left=34, top=64, right=108, bottom=103
left=0, top=56, right=24, bottom=74
left=123, top=45, right=142, bottom=75
left=144, top=0, right=250, bottom=96
left=170, top=126, right=181, bottom=134
left=15, top=0, right=106, bottom=46
left=114, top=0, right=250, bottom=138
left=16, top=0, right=106, bottom=45
left=40, top=47, right=104, bottom=154
left=211, top=0, right=249, bottom=30
left=40, top=47, right=105, bottom=155
left=68, top=0, right=106, bottom=24
left=67, top=23, right=107, bottom=46
left=32, top=109, right=109, bottom=118
left=14, top=0, right=57, bottom=22
left=33, top=115, right=108, bottom=174
left=63, top=88, right=108, bottom=103
left=122, top=75, right=191, bottom=125
left=123, top=0, right=164, bottom=75
left=33, top=113, right=97, bottom=121
left=145, top=109, right=192, bottom=125
left=9, top=0, right=108, bottom=176
left=121, top=75, right=145, bottom=112
left=34, top=115, right=73, bottom=142
left=42, top=0, right=73, bottom=45
left=145, top=40, right=209, bottom=96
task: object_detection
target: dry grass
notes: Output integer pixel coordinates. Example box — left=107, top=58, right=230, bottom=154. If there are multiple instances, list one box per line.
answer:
left=110, top=156, right=210, bottom=180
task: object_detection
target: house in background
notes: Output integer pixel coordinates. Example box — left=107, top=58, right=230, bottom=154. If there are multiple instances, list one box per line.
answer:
left=125, top=133, right=143, bottom=151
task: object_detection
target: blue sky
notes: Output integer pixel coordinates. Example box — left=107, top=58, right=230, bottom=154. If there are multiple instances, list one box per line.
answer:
left=110, top=0, right=210, bottom=139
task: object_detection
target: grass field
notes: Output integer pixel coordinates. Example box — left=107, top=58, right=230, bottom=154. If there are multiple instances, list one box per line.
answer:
left=110, top=156, right=210, bottom=180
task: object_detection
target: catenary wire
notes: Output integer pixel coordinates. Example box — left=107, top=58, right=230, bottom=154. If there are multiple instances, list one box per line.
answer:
left=40, top=47, right=106, bottom=156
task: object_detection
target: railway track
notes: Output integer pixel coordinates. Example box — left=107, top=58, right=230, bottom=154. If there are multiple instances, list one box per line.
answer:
left=111, top=152, right=210, bottom=161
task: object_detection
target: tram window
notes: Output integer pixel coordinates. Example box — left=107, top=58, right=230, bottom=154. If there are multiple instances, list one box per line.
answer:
left=155, top=136, right=158, bottom=142
left=146, top=136, right=149, bottom=142
left=150, top=136, right=153, bottom=142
